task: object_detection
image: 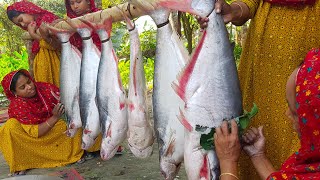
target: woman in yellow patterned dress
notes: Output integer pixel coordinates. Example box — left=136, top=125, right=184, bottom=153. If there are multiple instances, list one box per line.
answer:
left=0, top=70, right=100, bottom=176
left=7, top=1, right=60, bottom=87
left=198, top=0, right=320, bottom=178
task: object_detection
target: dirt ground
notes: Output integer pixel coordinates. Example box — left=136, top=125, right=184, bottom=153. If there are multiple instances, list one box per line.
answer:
left=0, top=92, right=187, bottom=179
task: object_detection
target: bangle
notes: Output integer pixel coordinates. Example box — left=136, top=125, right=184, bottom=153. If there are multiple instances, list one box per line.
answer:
left=219, top=173, right=239, bottom=180
left=45, top=121, right=52, bottom=128
left=233, top=2, right=243, bottom=19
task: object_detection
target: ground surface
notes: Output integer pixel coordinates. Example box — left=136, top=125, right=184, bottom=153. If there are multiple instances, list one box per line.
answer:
left=0, top=93, right=187, bottom=179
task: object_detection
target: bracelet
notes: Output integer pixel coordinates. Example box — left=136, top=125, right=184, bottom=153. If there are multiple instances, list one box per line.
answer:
left=233, top=2, right=243, bottom=19
left=219, top=173, right=239, bottom=180
left=45, top=121, right=52, bottom=128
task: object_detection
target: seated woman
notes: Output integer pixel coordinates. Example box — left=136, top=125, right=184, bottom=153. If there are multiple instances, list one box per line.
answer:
left=214, top=48, right=320, bottom=180
left=0, top=70, right=100, bottom=176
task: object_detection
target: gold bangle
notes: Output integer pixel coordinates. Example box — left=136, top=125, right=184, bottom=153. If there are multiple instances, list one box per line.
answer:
left=45, top=121, right=52, bottom=128
left=219, top=173, right=239, bottom=180
left=233, top=2, right=243, bottom=19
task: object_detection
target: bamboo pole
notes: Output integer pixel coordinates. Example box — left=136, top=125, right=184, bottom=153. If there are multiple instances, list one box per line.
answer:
left=22, top=2, right=147, bottom=40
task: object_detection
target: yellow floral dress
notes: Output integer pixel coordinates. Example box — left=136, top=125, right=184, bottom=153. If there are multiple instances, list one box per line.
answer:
left=0, top=119, right=100, bottom=173
left=237, top=0, right=320, bottom=179
left=33, top=40, right=60, bottom=87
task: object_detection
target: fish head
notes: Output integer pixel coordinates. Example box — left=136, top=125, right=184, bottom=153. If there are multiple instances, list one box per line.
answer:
left=81, top=134, right=95, bottom=150
left=160, top=159, right=182, bottom=180
left=100, top=141, right=118, bottom=160
left=66, top=128, right=78, bottom=137
left=128, top=143, right=153, bottom=158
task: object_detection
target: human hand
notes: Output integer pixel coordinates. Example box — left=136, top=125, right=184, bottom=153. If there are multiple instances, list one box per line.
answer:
left=27, top=21, right=37, bottom=34
left=39, top=23, right=50, bottom=39
left=196, top=0, right=233, bottom=28
left=242, top=126, right=265, bottom=157
left=214, top=120, right=241, bottom=164
left=52, top=103, right=65, bottom=119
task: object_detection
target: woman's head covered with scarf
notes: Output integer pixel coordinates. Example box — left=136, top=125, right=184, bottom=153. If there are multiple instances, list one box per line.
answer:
left=267, top=48, right=320, bottom=179
left=65, top=0, right=101, bottom=51
left=7, top=1, right=59, bottom=54
left=1, top=69, right=59, bottom=125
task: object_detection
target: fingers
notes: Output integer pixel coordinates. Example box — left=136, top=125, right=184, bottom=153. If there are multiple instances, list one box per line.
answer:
left=230, top=120, right=238, bottom=136
left=258, top=126, right=264, bottom=138
left=215, top=0, right=223, bottom=13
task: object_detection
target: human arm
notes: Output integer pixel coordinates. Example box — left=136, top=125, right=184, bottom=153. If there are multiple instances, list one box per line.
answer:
left=37, top=103, right=64, bottom=137
left=38, top=23, right=61, bottom=51
left=242, top=126, right=276, bottom=179
left=214, top=120, right=241, bottom=180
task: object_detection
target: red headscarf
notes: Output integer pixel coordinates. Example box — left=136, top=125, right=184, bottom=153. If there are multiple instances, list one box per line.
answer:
left=65, top=0, right=101, bottom=51
left=1, top=70, right=60, bottom=125
left=264, top=0, right=316, bottom=6
left=7, top=0, right=59, bottom=54
left=267, top=48, right=320, bottom=180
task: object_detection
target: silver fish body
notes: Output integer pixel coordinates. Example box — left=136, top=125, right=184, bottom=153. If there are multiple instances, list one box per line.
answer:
left=77, top=27, right=101, bottom=150
left=56, top=32, right=82, bottom=137
left=150, top=9, right=188, bottom=180
left=125, top=15, right=155, bottom=158
left=96, top=21, right=128, bottom=161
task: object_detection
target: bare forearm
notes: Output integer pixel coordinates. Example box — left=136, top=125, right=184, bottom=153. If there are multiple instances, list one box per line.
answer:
left=38, top=116, right=59, bottom=137
left=220, top=160, right=239, bottom=180
left=230, top=1, right=250, bottom=26
left=251, top=155, right=276, bottom=180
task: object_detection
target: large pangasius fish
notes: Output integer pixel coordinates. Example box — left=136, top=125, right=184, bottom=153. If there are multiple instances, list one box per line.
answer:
left=129, top=1, right=188, bottom=179
left=92, top=17, right=128, bottom=161
left=46, top=23, right=82, bottom=137
left=132, top=0, right=243, bottom=179
left=68, top=19, right=102, bottom=150
left=119, top=9, right=155, bottom=158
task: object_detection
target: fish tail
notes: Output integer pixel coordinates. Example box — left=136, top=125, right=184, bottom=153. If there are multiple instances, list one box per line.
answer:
left=102, top=16, right=113, bottom=37
left=157, top=0, right=198, bottom=16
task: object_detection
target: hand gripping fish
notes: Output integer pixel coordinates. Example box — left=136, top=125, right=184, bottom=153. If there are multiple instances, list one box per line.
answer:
left=68, top=18, right=102, bottom=150
left=46, top=22, right=82, bottom=137
left=119, top=9, right=155, bottom=158
left=132, top=0, right=243, bottom=179
left=91, top=17, right=128, bottom=160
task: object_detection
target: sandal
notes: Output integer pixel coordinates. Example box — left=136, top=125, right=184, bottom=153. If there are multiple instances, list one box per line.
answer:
left=84, top=152, right=96, bottom=160
left=8, top=170, right=27, bottom=177
left=76, top=157, right=86, bottom=164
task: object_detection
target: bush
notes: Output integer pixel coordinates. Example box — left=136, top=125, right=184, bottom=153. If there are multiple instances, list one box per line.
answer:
left=0, top=48, right=29, bottom=95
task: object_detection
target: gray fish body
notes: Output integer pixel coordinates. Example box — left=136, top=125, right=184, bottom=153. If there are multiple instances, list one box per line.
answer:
left=173, top=3, right=242, bottom=180
left=77, top=28, right=101, bottom=150
left=56, top=32, right=82, bottom=137
left=150, top=9, right=187, bottom=180
left=126, top=17, right=154, bottom=158
left=96, top=27, right=127, bottom=161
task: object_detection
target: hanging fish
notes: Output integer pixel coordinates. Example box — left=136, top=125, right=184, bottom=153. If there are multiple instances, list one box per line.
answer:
left=119, top=8, right=155, bottom=159
left=46, top=22, right=82, bottom=137
left=93, top=17, right=128, bottom=161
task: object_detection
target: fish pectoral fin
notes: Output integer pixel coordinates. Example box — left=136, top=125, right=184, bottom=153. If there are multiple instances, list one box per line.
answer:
left=171, top=82, right=186, bottom=102
left=177, top=109, right=193, bottom=132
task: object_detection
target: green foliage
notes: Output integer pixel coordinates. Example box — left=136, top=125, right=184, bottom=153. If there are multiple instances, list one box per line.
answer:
left=0, top=49, right=29, bottom=94
left=234, top=43, right=242, bottom=67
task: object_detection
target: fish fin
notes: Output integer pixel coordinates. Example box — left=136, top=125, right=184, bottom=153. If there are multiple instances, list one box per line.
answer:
left=199, top=154, right=210, bottom=179
left=157, top=0, right=200, bottom=16
left=177, top=108, right=192, bottom=132
left=78, top=18, right=96, bottom=31
left=171, top=31, right=189, bottom=65
left=106, top=124, right=112, bottom=138
left=164, top=136, right=176, bottom=156
left=171, top=81, right=186, bottom=102
left=115, top=5, right=135, bottom=31
left=102, top=16, right=113, bottom=37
